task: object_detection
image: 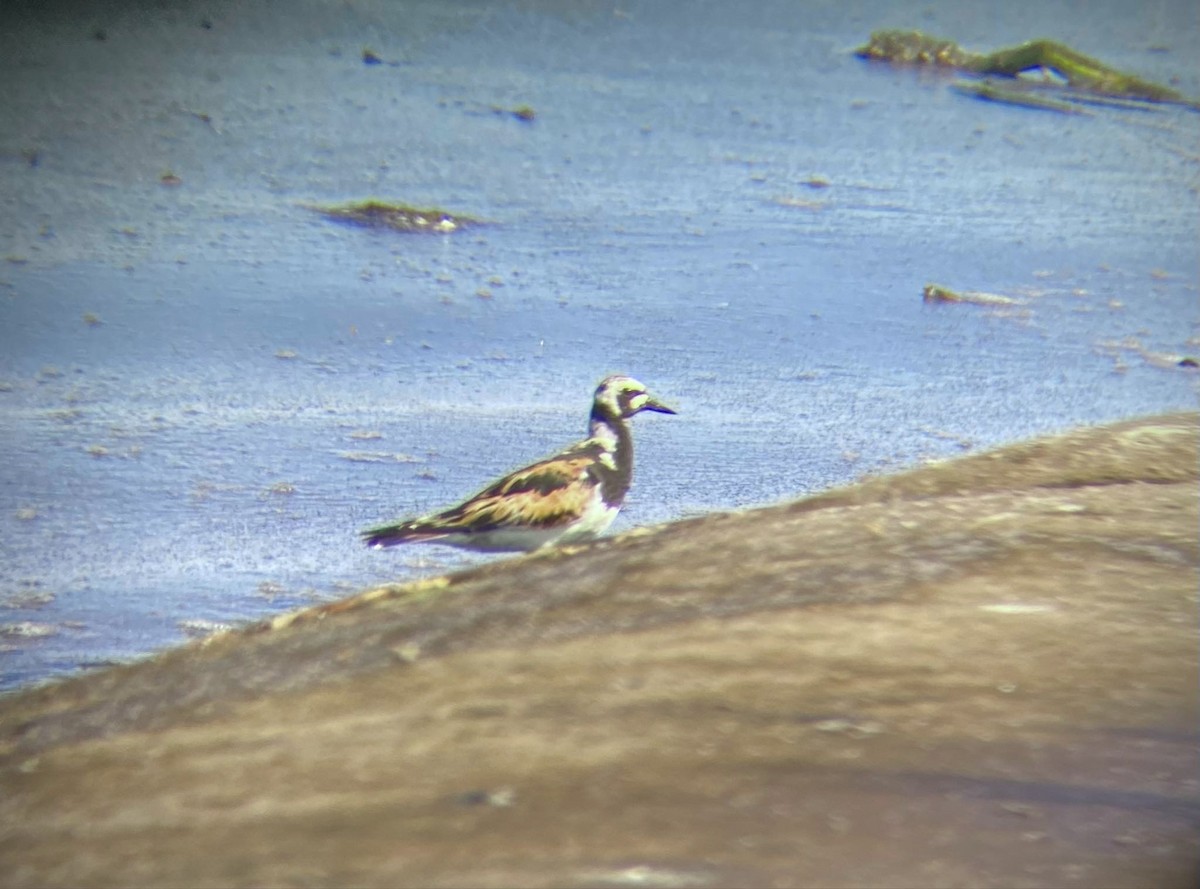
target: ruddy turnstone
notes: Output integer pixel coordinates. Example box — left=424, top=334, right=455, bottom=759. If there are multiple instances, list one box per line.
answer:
left=362, top=375, right=676, bottom=552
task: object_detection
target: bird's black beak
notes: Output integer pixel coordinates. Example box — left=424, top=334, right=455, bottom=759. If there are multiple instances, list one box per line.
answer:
left=642, top=395, right=677, bottom=415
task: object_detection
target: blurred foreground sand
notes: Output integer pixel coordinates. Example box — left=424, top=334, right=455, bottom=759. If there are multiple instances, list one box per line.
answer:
left=1, top=412, right=1196, bottom=888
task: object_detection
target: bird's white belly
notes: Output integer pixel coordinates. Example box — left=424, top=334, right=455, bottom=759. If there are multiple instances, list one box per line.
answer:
left=553, top=498, right=620, bottom=546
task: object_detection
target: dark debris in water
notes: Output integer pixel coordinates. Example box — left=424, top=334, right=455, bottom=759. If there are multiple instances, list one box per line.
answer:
left=307, top=200, right=483, bottom=234
left=437, top=98, right=537, bottom=122
left=922, top=283, right=1021, bottom=306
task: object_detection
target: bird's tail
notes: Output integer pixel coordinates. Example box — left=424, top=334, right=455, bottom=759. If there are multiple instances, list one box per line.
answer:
left=361, top=520, right=445, bottom=548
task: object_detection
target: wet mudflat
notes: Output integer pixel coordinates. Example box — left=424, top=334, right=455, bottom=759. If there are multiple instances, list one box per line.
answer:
left=0, top=411, right=1195, bottom=887
left=0, top=0, right=1197, bottom=688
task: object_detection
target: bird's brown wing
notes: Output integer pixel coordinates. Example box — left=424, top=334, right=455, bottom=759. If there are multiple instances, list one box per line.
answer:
left=432, top=440, right=606, bottom=532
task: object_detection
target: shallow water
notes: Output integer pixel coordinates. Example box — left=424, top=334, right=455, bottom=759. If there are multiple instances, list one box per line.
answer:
left=1, top=0, right=1197, bottom=689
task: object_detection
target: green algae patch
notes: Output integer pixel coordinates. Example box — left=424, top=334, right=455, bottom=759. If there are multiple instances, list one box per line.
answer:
left=856, top=29, right=1199, bottom=112
left=307, top=200, right=484, bottom=233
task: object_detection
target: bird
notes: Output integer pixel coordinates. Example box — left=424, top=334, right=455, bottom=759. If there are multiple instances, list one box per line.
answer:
left=362, top=375, right=676, bottom=552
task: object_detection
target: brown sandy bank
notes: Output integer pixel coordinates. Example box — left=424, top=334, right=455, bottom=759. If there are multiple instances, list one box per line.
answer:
left=0, top=412, right=1196, bottom=888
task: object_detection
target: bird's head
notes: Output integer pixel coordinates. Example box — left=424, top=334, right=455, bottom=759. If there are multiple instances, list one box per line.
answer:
left=592, top=375, right=677, bottom=421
